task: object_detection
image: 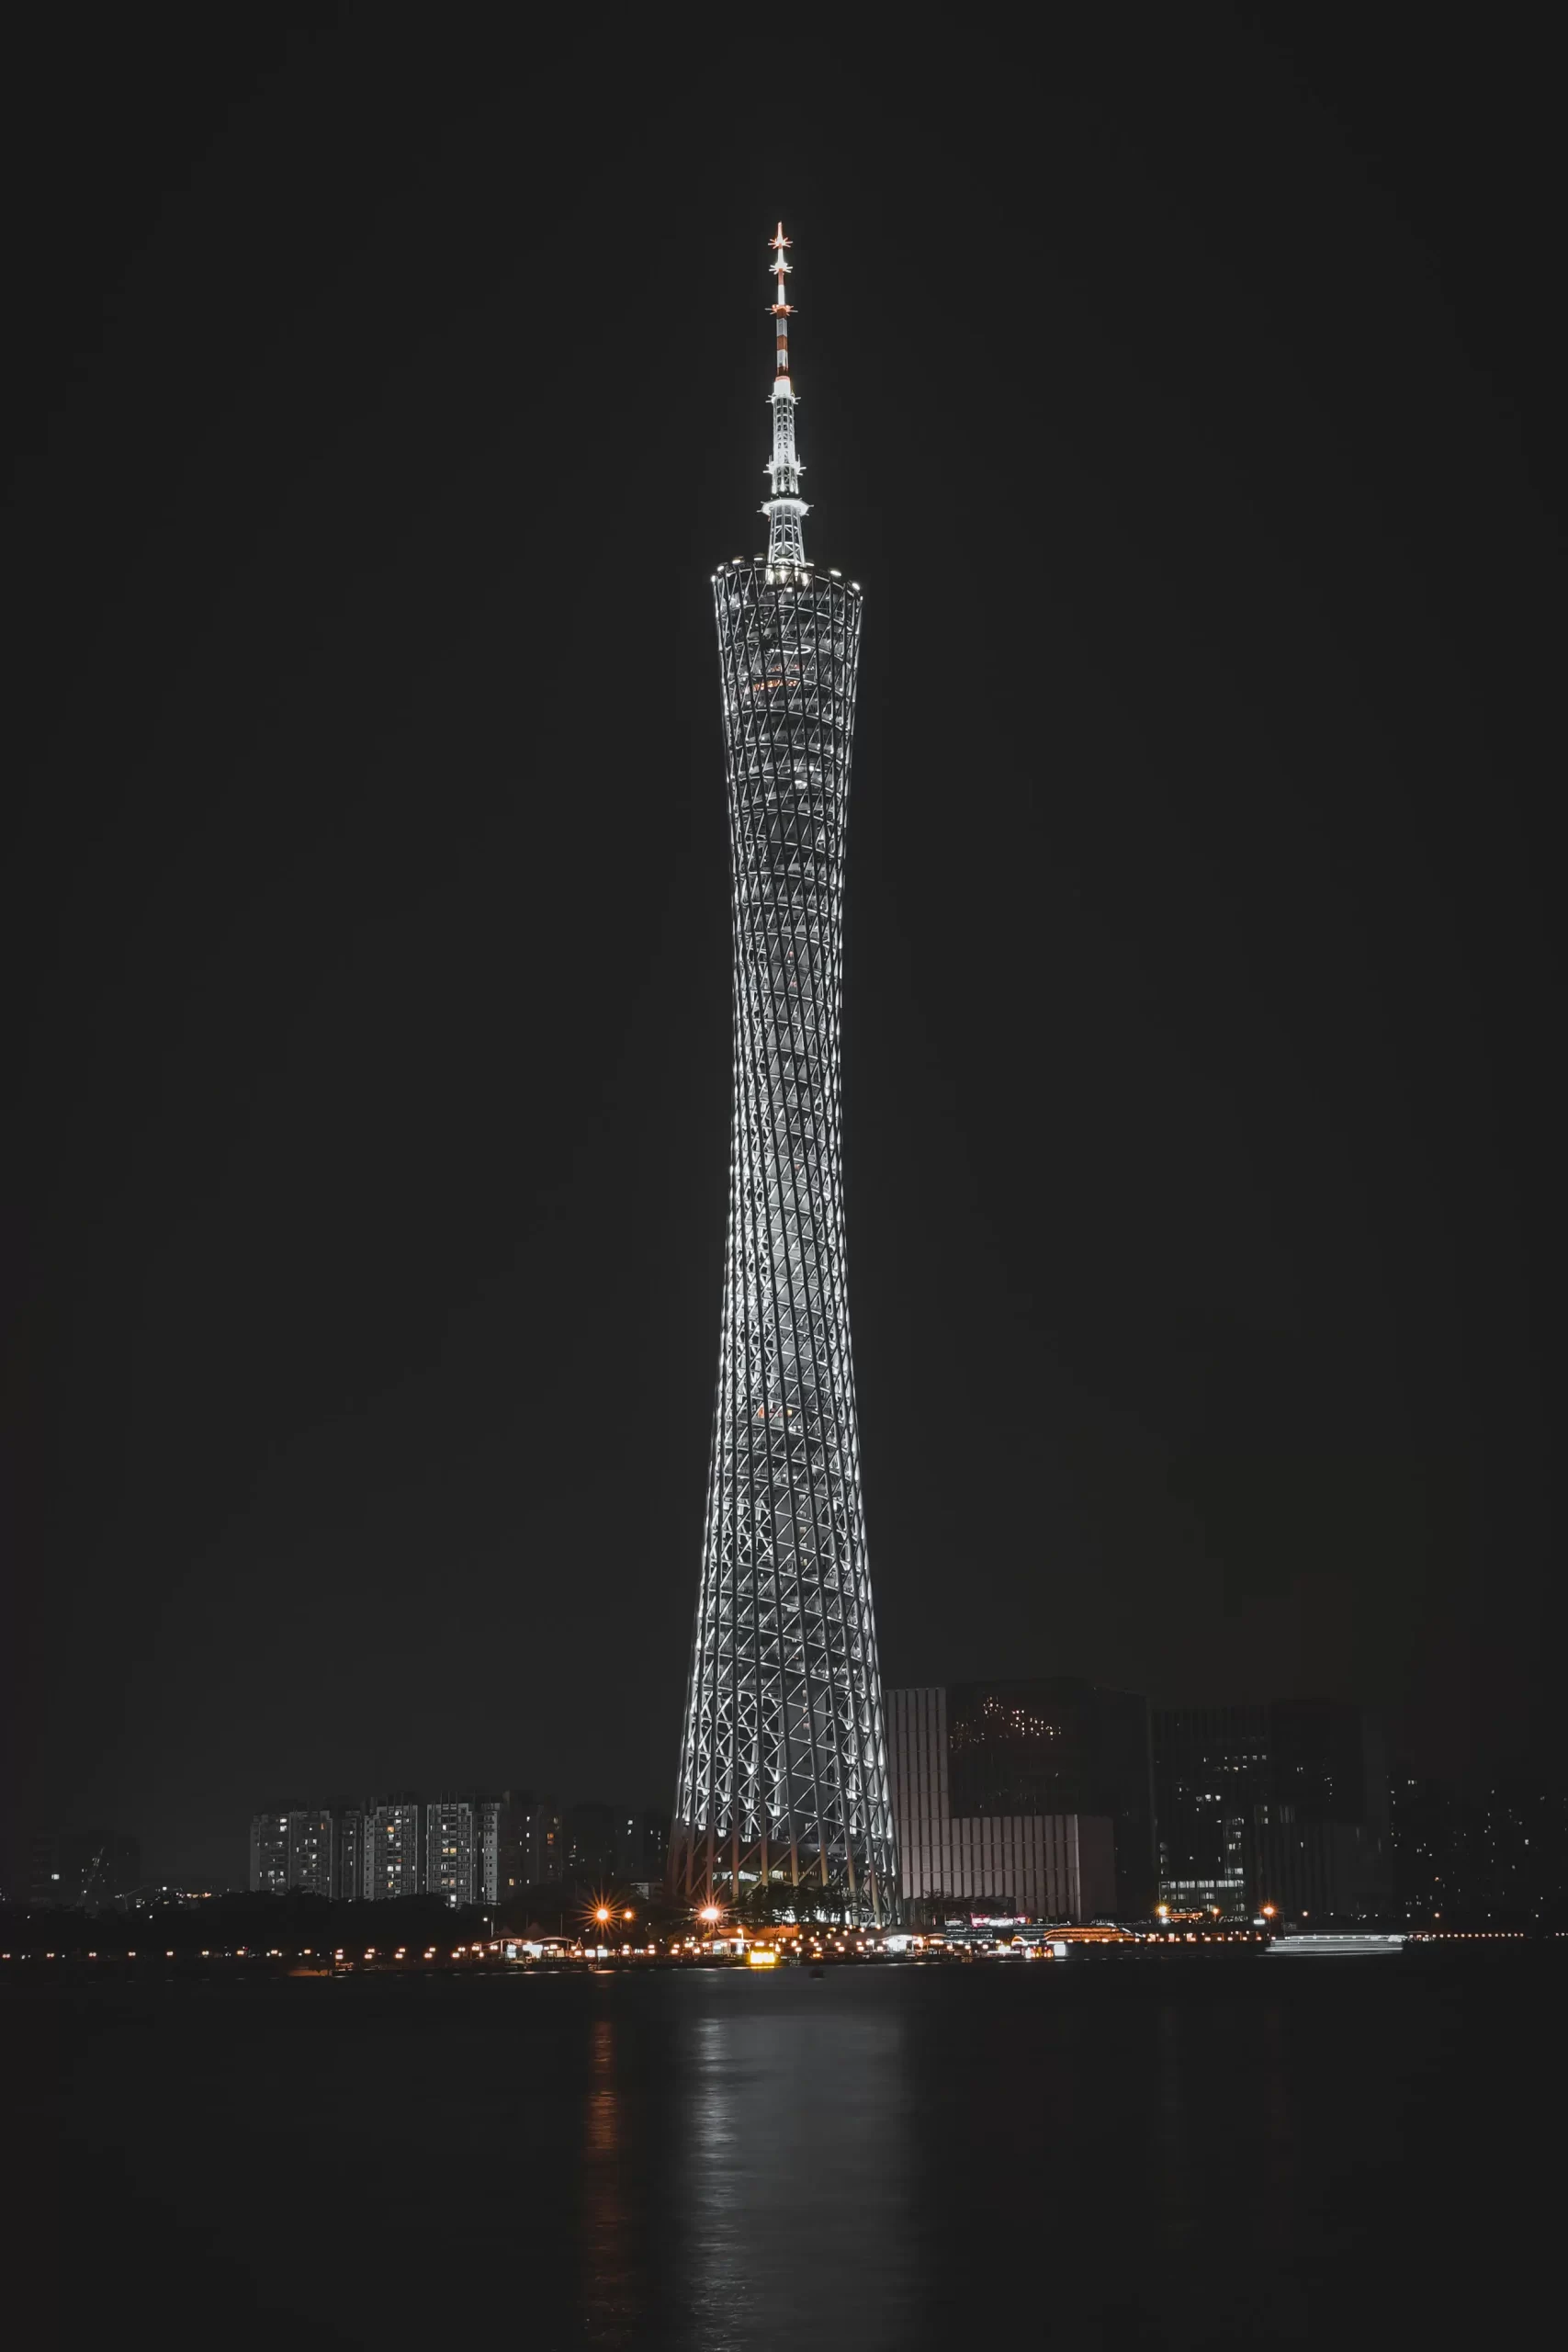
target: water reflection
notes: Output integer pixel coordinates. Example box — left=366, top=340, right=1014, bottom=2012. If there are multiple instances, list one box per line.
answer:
left=673, top=1979, right=916, bottom=2347
left=20, top=1962, right=1514, bottom=2347
left=581, top=2009, right=645, bottom=2346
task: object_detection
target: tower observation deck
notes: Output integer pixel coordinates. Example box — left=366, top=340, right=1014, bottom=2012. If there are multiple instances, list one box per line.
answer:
left=671, top=228, right=897, bottom=1924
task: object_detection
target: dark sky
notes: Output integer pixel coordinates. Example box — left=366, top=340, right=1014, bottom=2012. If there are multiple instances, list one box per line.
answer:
left=4, top=17, right=1561, bottom=1887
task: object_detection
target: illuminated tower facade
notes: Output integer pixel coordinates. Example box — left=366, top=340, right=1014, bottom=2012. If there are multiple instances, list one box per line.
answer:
left=671, top=227, right=897, bottom=1924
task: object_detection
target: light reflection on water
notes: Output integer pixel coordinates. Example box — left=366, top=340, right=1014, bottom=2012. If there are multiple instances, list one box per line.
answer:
left=581, top=2010, right=644, bottom=2344
left=675, top=1990, right=915, bottom=2346
left=12, top=1956, right=1542, bottom=2349
left=571, top=1978, right=915, bottom=2346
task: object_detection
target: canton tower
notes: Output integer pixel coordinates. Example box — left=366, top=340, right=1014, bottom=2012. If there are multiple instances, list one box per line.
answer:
left=671, top=226, right=897, bottom=1925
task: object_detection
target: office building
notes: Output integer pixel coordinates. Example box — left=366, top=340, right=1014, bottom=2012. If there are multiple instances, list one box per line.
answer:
left=1154, top=1700, right=1392, bottom=1917
left=1150, top=1704, right=1272, bottom=1913
left=887, top=1677, right=1155, bottom=1917
left=886, top=1686, right=1120, bottom=1921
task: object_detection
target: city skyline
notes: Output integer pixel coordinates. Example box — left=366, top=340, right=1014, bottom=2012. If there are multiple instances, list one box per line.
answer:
left=6, top=23, right=1562, bottom=1891
left=6, top=30, right=1562, bottom=2347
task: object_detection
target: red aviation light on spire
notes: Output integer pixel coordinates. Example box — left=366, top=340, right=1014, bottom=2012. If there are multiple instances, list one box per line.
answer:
left=768, top=220, right=795, bottom=379
left=761, top=220, right=807, bottom=565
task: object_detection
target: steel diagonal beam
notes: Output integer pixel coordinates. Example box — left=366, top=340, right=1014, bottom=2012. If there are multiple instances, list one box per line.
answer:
left=756, top=590, right=836, bottom=1883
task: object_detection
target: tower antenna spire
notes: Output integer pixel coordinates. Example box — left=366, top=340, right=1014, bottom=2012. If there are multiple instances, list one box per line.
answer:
left=762, top=220, right=808, bottom=569
left=769, top=220, right=794, bottom=376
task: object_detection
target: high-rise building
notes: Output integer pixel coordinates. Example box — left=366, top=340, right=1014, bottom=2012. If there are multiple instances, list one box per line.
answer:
left=945, top=1677, right=1156, bottom=1917
left=1150, top=1704, right=1272, bottom=1913
left=249, top=1811, right=289, bottom=1896
left=615, top=1808, right=637, bottom=1878
left=336, top=1807, right=367, bottom=1901
left=479, top=1794, right=523, bottom=1904
left=250, top=1808, right=343, bottom=1898
left=886, top=1686, right=1127, bottom=1922
left=1270, top=1699, right=1387, bottom=1828
left=424, top=1799, right=476, bottom=1909
left=531, top=1799, right=563, bottom=1887
left=1153, top=1701, right=1392, bottom=1918
left=671, top=226, right=896, bottom=1925
left=606, top=1805, right=671, bottom=1883
left=637, top=1808, right=671, bottom=1882
left=1472, top=1781, right=1568, bottom=1921
left=285, top=1811, right=334, bottom=1900
left=479, top=1798, right=502, bottom=1905
left=367, top=1801, right=421, bottom=1900
left=1388, top=1775, right=1568, bottom=1925
left=478, top=1790, right=563, bottom=1899
left=564, top=1802, right=619, bottom=1886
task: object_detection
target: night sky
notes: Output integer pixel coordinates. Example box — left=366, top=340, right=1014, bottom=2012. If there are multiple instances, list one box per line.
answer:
left=5, top=17, right=1561, bottom=1888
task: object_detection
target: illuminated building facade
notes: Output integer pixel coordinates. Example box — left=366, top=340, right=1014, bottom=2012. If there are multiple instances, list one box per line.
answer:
left=285, top=1810, right=334, bottom=1900
left=424, top=1798, right=476, bottom=1908
left=886, top=1687, right=1119, bottom=1922
left=1151, top=1704, right=1272, bottom=1913
left=479, top=1789, right=563, bottom=1896
left=1153, top=1701, right=1392, bottom=1917
left=671, top=227, right=896, bottom=1924
left=242, top=1796, right=571, bottom=1905
left=248, top=1811, right=289, bottom=1896
left=250, top=1808, right=339, bottom=1897
left=952, top=1678, right=1156, bottom=1915
left=336, top=1806, right=367, bottom=1900
left=479, top=1798, right=503, bottom=1905
left=367, top=1801, right=421, bottom=1900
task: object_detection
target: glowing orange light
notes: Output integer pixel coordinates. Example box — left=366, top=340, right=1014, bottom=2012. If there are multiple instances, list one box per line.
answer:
left=594, top=1907, right=611, bottom=1925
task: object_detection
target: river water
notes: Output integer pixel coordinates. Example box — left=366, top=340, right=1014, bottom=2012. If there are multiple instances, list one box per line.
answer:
left=8, top=1954, right=1551, bottom=2346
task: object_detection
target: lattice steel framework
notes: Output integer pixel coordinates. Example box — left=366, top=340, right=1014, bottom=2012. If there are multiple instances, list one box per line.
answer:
left=671, top=227, right=897, bottom=1925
